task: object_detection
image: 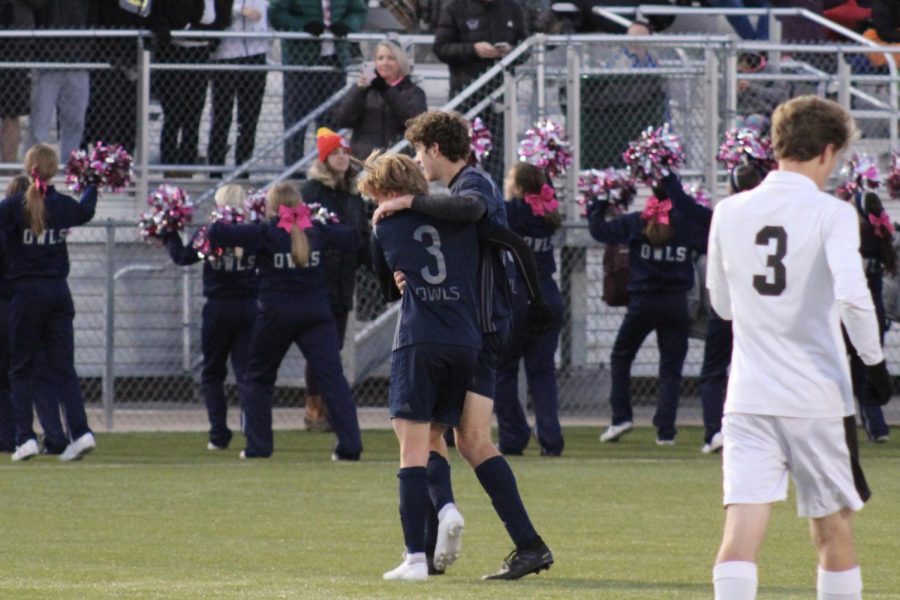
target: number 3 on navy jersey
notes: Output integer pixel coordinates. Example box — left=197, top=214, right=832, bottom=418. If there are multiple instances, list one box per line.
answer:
left=753, top=225, right=787, bottom=296
left=414, top=225, right=447, bottom=284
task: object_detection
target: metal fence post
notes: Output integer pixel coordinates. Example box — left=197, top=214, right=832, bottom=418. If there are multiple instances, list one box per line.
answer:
left=837, top=52, right=851, bottom=111
left=503, top=69, right=518, bottom=176
left=565, top=43, right=581, bottom=219
left=704, top=47, right=720, bottom=197
left=182, top=263, right=193, bottom=372
left=136, top=41, right=151, bottom=205
left=724, top=43, right=737, bottom=133
left=535, top=33, right=546, bottom=121
left=103, top=221, right=115, bottom=431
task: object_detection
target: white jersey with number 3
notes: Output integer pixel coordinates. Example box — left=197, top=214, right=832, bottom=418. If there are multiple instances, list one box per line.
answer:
left=707, top=170, right=884, bottom=418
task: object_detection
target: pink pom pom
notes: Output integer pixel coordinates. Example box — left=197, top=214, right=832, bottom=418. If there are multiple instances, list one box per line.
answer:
left=716, top=128, right=776, bottom=173
left=835, top=153, right=881, bottom=201
left=66, top=142, right=133, bottom=193
left=685, top=183, right=712, bottom=208
left=138, top=185, right=194, bottom=242
left=886, top=152, right=900, bottom=200
left=469, top=117, right=493, bottom=166
left=244, top=190, right=268, bottom=223
left=193, top=205, right=248, bottom=258
left=306, top=203, right=342, bottom=225
left=517, top=119, right=572, bottom=179
left=577, top=168, right=637, bottom=214
left=622, top=124, right=685, bottom=185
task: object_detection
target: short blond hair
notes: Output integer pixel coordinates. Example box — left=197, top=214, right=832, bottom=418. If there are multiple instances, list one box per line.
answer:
left=771, top=96, right=858, bottom=162
left=214, top=184, right=246, bottom=209
left=375, top=40, right=412, bottom=79
left=358, top=151, right=429, bottom=199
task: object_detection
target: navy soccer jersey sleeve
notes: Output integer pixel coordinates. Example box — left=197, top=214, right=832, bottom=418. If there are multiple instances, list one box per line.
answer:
left=373, top=212, right=481, bottom=351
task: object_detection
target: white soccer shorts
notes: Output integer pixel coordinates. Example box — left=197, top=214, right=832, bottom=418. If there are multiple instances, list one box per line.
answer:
left=722, top=413, right=869, bottom=518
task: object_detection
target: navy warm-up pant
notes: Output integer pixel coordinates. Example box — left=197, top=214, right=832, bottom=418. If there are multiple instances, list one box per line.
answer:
left=8, top=279, right=91, bottom=446
left=495, top=277, right=565, bottom=455
left=201, top=296, right=256, bottom=448
left=697, top=309, right=733, bottom=444
left=239, top=297, right=362, bottom=457
left=608, top=292, right=689, bottom=441
left=0, top=296, right=67, bottom=452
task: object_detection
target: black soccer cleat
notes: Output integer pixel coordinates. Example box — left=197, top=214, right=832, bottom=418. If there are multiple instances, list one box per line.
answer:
left=426, top=555, right=445, bottom=576
left=482, top=544, right=554, bottom=580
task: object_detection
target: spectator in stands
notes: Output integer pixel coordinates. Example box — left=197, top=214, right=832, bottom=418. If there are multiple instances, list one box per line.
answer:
left=735, top=52, right=789, bottom=133
left=707, top=0, right=770, bottom=40
left=333, top=40, right=427, bottom=161
left=82, top=0, right=147, bottom=155
left=269, top=0, right=368, bottom=168
left=0, top=1, right=37, bottom=166
left=150, top=1, right=226, bottom=172
left=299, top=128, right=369, bottom=431
left=433, top=0, right=527, bottom=181
left=872, top=0, right=900, bottom=43
left=208, top=0, right=271, bottom=178
left=28, top=1, right=97, bottom=162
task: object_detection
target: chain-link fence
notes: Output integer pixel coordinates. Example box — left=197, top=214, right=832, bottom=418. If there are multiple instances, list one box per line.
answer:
left=3, top=24, right=900, bottom=432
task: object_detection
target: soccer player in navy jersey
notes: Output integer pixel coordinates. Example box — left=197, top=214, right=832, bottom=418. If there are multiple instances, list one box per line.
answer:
left=372, top=111, right=554, bottom=580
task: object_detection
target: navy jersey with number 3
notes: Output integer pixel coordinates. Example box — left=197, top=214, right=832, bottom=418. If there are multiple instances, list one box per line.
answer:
left=373, top=212, right=481, bottom=351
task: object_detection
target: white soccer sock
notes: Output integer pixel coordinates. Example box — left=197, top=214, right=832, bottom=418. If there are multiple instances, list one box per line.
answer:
left=713, top=561, right=758, bottom=600
left=817, top=566, right=862, bottom=600
left=437, top=502, right=458, bottom=521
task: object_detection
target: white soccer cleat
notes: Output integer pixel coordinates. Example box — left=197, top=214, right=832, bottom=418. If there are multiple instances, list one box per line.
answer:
left=238, top=450, right=247, bottom=459
left=11, top=438, right=39, bottom=462
left=433, top=506, right=465, bottom=571
left=701, top=432, right=724, bottom=454
left=655, top=438, right=676, bottom=446
left=383, top=555, right=428, bottom=581
left=60, top=433, right=96, bottom=462
left=207, top=442, right=225, bottom=451
left=599, top=421, right=633, bottom=443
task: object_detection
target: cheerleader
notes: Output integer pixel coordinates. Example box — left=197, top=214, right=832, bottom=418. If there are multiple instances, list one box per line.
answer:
left=0, top=144, right=98, bottom=461
left=495, top=163, right=565, bottom=456
left=0, top=175, right=67, bottom=456
left=588, top=183, right=707, bottom=445
left=163, top=184, right=257, bottom=451
left=208, top=182, right=363, bottom=459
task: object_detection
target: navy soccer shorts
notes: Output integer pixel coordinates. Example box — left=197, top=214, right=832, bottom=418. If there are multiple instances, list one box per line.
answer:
left=389, top=343, right=478, bottom=428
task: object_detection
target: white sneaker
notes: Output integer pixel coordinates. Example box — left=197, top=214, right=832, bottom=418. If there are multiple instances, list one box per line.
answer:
left=599, top=421, right=633, bottom=443
left=59, top=433, right=96, bottom=462
left=655, top=438, right=676, bottom=446
left=207, top=442, right=225, bottom=451
left=383, top=555, right=428, bottom=581
left=701, top=432, right=724, bottom=454
left=11, top=439, right=39, bottom=462
left=238, top=450, right=247, bottom=459
left=433, top=506, right=465, bottom=571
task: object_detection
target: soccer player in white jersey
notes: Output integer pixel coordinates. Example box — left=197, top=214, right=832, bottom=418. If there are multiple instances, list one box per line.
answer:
left=706, top=96, right=893, bottom=600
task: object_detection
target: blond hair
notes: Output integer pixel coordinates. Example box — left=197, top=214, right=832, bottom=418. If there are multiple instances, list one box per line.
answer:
left=375, top=39, right=412, bottom=79
left=266, top=182, right=310, bottom=268
left=771, top=96, right=858, bottom=162
left=358, top=151, right=429, bottom=199
left=23, top=144, right=58, bottom=237
left=5, top=175, right=30, bottom=198
left=214, top=184, right=246, bottom=209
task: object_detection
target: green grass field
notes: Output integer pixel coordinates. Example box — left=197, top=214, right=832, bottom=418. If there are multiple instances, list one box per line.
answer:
left=2, top=426, right=898, bottom=599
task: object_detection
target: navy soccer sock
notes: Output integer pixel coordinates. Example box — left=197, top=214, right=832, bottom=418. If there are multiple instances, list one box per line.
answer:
left=474, top=455, right=543, bottom=551
left=426, top=451, right=455, bottom=511
left=398, top=466, right=429, bottom=555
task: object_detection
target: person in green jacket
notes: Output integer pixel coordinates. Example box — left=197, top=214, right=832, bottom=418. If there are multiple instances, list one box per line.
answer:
left=269, top=0, right=368, bottom=169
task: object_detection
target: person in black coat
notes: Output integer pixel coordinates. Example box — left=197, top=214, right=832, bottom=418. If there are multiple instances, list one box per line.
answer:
left=298, top=128, right=370, bottom=430
left=333, top=39, right=427, bottom=161
left=872, top=0, right=900, bottom=42
left=433, top=0, right=527, bottom=182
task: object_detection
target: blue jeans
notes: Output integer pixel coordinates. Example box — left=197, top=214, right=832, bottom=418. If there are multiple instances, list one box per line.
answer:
left=709, top=0, right=770, bottom=40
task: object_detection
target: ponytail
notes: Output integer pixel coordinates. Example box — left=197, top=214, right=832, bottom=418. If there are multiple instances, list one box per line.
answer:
left=643, top=220, right=673, bottom=247
left=642, top=188, right=673, bottom=247
left=23, top=143, right=58, bottom=237
left=864, top=192, right=897, bottom=275
left=266, top=182, right=311, bottom=268
left=510, top=162, right=562, bottom=230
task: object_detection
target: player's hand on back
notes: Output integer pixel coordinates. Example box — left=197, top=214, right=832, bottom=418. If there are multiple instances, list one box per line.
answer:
left=393, top=271, right=406, bottom=295
left=372, top=195, right=414, bottom=225
left=863, top=361, right=893, bottom=406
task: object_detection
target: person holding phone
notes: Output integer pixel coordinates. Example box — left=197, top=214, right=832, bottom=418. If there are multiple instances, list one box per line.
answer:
left=333, top=39, right=427, bottom=161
